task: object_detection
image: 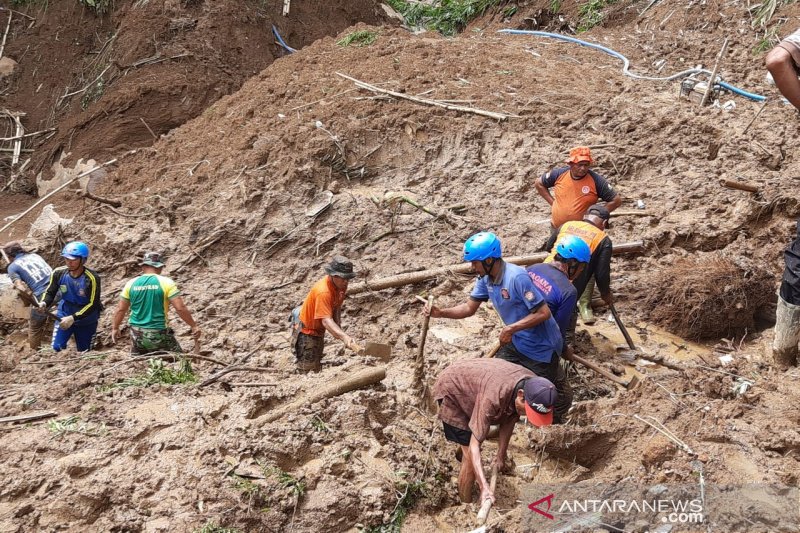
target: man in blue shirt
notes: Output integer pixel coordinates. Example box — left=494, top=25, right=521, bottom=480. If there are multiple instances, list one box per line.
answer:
left=3, top=241, right=54, bottom=349
left=39, top=241, right=102, bottom=352
left=426, top=232, right=571, bottom=423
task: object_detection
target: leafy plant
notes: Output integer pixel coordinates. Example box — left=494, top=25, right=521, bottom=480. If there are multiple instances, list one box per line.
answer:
left=79, top=0, right=112, bottom=15
left=263, top=465, right=306, bottom=497
left=550, top=0, right=562, bottom=12
left=754, top=26, right=780, bottom=53
left=337, top=30, right=379, bottom=47
left=386, top=0, right=502, bottom=36
left=310, top=415, right=331, bottom=433
left=577, top=0, right=617, bottom=32
left=102, top=358, right=196, bottom=390
left=363, top=478, right=426, bottom=533
left=47, top=415, right=107, bottom=438
left=193, top=521, right=240, bottom=533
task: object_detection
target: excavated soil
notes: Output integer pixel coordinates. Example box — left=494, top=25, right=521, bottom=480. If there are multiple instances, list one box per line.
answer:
left=2, top=0, right=800, bottom=531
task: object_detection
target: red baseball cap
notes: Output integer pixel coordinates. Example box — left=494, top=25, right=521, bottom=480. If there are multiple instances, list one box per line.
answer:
left=523, top=376, right=558, bottom=427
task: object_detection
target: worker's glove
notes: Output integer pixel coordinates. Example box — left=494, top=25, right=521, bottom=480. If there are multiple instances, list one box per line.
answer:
left=346, top=340, right=365, bottom=355
left=37, top=301, right=48, bottom=313
left=59, top=315, right=75, bottom=330
left=191, top=326, right=202, bottom=339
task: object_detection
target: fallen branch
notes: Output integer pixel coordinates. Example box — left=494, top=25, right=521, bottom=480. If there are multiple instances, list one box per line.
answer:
left=700, top=38, right=728, bottom=107
left=610, top=209, right=652, bottom=217
left=57, top=65, right=112, bottom=106
left=0, top=411, right=57, bottom=424
left=262, top=366, right=387, bottom=423
left=348, top=241, right=645, bottom=295
left=638, top=352, right=685, bottom=371
left=633, top=414, right=695, bottom=455
left=0, top=128, right=56, bottom=142
left=225, top=382, right=278, bottom=387
left=719, top=178, right=759, bottom=194
left=0, top=11, right=11, bottom=60
left=336, top=72, right=514, bottom=121
left=199, top=348, right=259, bottom=387
left=0, top=158, right=117, bottom=235
left=80, top=190, right=122, bottom=207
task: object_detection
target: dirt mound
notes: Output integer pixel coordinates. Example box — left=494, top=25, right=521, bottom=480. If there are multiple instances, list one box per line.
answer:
left=642, top=252, right=775, bottom=339
left=0, top=0, right=392, bottom=193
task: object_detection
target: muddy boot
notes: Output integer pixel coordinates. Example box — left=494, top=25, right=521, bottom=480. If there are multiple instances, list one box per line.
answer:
left=578, top=278, right=596, bottom=325
left=772, top=295, right=800, bottom=368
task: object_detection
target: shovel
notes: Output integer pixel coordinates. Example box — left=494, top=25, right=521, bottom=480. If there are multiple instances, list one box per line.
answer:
left=567, top=351, right=640, bottom=389
left=363, top=341, right=392, bottom=361
left=609, top=303, right=640, bottom=356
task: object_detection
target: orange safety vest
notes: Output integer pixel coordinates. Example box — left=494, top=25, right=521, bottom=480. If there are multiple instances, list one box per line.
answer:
left=545, top=220, right=607, bottom=263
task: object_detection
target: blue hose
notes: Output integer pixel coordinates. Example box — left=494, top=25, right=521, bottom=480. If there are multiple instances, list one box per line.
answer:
left=272, top=25, right=296, bottom=54
left=499, top=29, right=766, bottom=101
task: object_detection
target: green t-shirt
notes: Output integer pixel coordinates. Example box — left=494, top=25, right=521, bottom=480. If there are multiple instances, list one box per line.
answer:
left=121, top=274, right=180, bottom=330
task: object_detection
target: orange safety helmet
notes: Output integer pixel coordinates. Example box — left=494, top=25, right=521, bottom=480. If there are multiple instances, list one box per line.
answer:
left=566, top=146, right=594, bottom=164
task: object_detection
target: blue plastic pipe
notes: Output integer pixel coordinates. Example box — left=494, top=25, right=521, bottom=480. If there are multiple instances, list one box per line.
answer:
left=499, top=29, right=766, bottom=102
left=272, top=25, right=296, bottom=54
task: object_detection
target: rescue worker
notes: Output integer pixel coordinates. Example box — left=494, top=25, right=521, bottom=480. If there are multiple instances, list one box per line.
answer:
left=111, top=252, right=201, bottom=354
left=3, top=241, right=54, bottom=349
left=39, top=241, right=102, bottom=352
left=765, top=28, right=800, bottom=111
left=527, top=235, right=591, bottom=357
left=773, top=219, right=800, bottom=367
left=425, top=232, right=571, bottom=423
left=292, top=255, right=363, bottom=372
left=535, top=146, right=621, bottom=231
left=433, top=358, right=556, bottom=505
left=545, top=205, right=614, bottom=325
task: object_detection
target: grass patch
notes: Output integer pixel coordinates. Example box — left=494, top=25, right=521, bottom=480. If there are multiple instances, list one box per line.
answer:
left=47, top=415, right=107, bottom=438
left=577, top=0, right=617, bottom=32
left=754, top=25, right=780, bottom=53
left=337, top=30, right=379, bottom=47
left=102, top=358, right=196, bottom=390
left=386, top=0, right=502, bottom=36
left=550, top=0, right=562, bottom=12
left=263, top=465, right=306, bottom=497
left=193, top=521, right=240, bottom=533
left=363, top=477, right=426, bottom=533
left=310, top=415, right=331, bottom=433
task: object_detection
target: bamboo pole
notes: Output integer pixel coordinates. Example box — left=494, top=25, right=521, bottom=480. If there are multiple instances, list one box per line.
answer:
left=476, top=464, right=498, bottom=525
left=700, top=38, right=728, bottom=107
left=262, top=366, right=386, bottom=423
left=0, top=11, right=11, bottom=60
left=348, top=241, right=645, bottom=295
left=0, top=159, right=117, bottom=235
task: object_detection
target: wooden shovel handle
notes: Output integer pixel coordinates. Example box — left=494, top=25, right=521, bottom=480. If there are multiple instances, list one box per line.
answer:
left=609, top=303, right=636, bottom=350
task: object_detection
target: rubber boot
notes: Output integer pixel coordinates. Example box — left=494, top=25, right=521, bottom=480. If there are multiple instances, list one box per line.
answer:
left=578, top=277, right=596, bottom=325
left=773, top=294, right=800, bottom=368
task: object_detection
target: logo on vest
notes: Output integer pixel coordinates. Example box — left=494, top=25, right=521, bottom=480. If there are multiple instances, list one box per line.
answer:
left=581, top=185, right=590, bottom=194
left=501, top=288, right=510, bottom=299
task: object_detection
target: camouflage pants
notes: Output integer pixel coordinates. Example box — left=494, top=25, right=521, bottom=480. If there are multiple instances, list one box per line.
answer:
left=29, top=308, right=53, bottom=350
left=294, top=332, right=324, bottom=372
left=130, top=327, right=183, bottom=355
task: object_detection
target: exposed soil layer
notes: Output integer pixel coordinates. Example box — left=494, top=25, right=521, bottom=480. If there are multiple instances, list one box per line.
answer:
left=1, top=0, right=800, bottom=531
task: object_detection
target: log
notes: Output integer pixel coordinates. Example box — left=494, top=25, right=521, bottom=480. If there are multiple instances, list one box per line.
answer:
left=719, top=178, right=759, bottom=194
left=0, top=411, right=57, bottom=424
left=80, top=190, right=122, bottom=208
left=476, top=464, right=498, bottom=525
left=262, top=366, right=386, bottom=423
left=349, top=241, right=645, bottom=295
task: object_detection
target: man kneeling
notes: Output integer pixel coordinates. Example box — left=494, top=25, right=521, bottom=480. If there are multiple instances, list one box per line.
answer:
left=433, top=358, right=556, bottom=505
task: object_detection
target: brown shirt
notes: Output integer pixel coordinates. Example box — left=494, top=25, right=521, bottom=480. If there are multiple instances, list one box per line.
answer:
left=433, top=359, right=534, bottom=443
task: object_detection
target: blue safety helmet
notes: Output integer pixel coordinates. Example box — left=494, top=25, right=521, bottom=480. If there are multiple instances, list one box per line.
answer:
left=463, top=232, right=502, bottom=262
left=61, top=241, right=90, bottom=260
left=555, top=235, right=590, bottom=263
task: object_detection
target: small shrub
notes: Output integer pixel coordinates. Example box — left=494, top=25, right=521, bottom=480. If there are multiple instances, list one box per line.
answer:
left=337, top=30, right=378, bottom=47
left=387, top=0, right=502, bottom=36
left=47, top=415, right=107, bottom=438
left=102, top=358, right=196, bottom=390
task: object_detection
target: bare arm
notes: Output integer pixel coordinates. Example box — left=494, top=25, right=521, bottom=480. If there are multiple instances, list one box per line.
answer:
left=469, top=435, right=494, bottom=504
left=428, top=298, right=481, bottom=319
left=495, top=415, right=517, bottom=472
left=535, top=176, right=555, bottom=206
left=606, top=193, right=622, bottom=212
left=170, top=296, right=200, bottom=336
left=321, top=316, right=353, bottom=346
left=499, top=303, right=551, bottom=344
left=111, top=299, right=131, bottom=342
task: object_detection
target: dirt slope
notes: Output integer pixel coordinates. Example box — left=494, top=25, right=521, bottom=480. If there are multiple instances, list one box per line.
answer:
left=1, top=0, right=800, bottom=531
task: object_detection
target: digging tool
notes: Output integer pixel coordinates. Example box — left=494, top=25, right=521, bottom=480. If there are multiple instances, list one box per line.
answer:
left=566, top=352, right=640, bottom=389
left=414, top=295, right=435, bottom=394
left=476, top=464, right=498, bottom=525
left=14, top=288, right=58, bottom=320
left=609, top=303, right=637, bottom=351
left=484, top=341, right=501, bottom=358
left=363, top=341, right=391, bottom=361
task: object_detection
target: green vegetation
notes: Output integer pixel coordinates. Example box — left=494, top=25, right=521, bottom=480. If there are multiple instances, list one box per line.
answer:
left=102, top=358, right=196, bottom=390
left=78, top=0, right=112, bottom=15
left=47, top=415, right=107, bottom=438
left=337, top=30, right=379, bottom=47
left=754, top=26, right=780, bottom=53
left=577, top=0, right=617, bottom=32
left=550, top=0, right=562, bottom=12
left=386, top=0, right=502, bottom=36
left=750, top=0, right=793, bottom=28
left=310, top=415, right=331, bottom=433
left=363, top=477, right=426, bottom=533
left=263, top=465, right=306, bottom=497
left=193, top=521, right=240, bottom=533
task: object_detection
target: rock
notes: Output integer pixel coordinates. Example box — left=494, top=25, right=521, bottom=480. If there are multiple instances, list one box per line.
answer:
left=0, top=57, right=17, bottom=78
left=641, top=436, right=676, bottom=468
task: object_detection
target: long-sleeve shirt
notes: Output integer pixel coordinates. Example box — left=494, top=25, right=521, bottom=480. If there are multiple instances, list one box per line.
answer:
left=545, top=220, right=613, bottom=297
left=42, top=266, right=102, bottom=322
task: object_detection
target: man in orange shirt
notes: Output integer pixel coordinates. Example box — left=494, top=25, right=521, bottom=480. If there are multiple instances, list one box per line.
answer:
left=291, top=256, right=363, bottom=372
left=535, top=146, right=621, bottom=231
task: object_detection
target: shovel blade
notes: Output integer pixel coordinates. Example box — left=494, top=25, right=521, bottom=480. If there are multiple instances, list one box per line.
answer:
left=363, top=342, right=392, bottom=361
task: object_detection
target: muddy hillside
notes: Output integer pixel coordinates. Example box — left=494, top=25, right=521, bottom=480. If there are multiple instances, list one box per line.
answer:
left=1, top=0, right=799, bottom=531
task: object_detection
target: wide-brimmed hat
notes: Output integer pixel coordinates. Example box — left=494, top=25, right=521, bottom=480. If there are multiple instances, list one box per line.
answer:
left=325, top=255, right=356, bottom=279
left=140, top=251, right=166, bottom=268
left=523, top=376, right=558, bottom=427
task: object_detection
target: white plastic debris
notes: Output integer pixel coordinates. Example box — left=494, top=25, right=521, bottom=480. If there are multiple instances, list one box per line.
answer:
left=718, top=354, right=734, bottom=366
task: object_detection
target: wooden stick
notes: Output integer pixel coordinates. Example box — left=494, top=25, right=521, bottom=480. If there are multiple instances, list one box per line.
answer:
left=225, top=382, right=277, bottom=387
left=262, top=366, right=386, bottom=423
left=476, top=464, right=498, bottom=525
left=0, top=158, right=117, bottom=235
left=414, top=296, right=434, bottom=396
left=610, top=209, right=652, bottom=217
left=58, top=65, right=112, bottom=105
left=0, top=128, right=54, bottom=142
left=700, top=38, right=728, bottom=107
left=0, top=411, right=57, bottom=424
left=719, top=178, right=759, bottom=193
left=484, top=341, right=501, bottom=358
left=336, top=72, right=513, bottom=121
left=741, top=100, right=768, bottom=134
left=140, top=117, right=158, bottom=141
left=80, top=190, right=122, bottom=207
left=349, top=241, right=645, bottom=295
left=11, top=115, right=22, bottom=166
left=0, top=11, right=11, bottom=60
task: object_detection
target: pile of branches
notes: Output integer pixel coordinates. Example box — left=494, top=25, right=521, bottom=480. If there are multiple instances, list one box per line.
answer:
left=642, top=252, right=776, bottom=340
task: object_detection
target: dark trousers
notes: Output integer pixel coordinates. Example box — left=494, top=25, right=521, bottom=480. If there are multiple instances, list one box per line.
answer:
left=496, top=344, right=573, bottom=424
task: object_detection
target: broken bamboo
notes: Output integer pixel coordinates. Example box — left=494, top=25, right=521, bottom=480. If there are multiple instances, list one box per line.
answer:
left=0, top=411, right=57, bottom=424
left=719, top=178, right=759, bottom=193
left=476, top=464, right=498, bottom=525
left=0, top=11, right=11, bottom=60
left=348, top=241, right=645, bottom=295
left=336, top=72, right=513, bottom=121
left=262, top=366, right=386, bottom=423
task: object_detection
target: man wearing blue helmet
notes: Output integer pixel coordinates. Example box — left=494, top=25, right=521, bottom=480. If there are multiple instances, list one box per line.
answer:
left=426, top=231, right=571, bottom=422
left=39, top=241, right=102, bottom=352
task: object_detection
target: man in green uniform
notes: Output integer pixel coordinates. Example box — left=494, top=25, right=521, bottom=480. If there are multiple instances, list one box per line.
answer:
left=111, top=252, right=201, bottom=354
